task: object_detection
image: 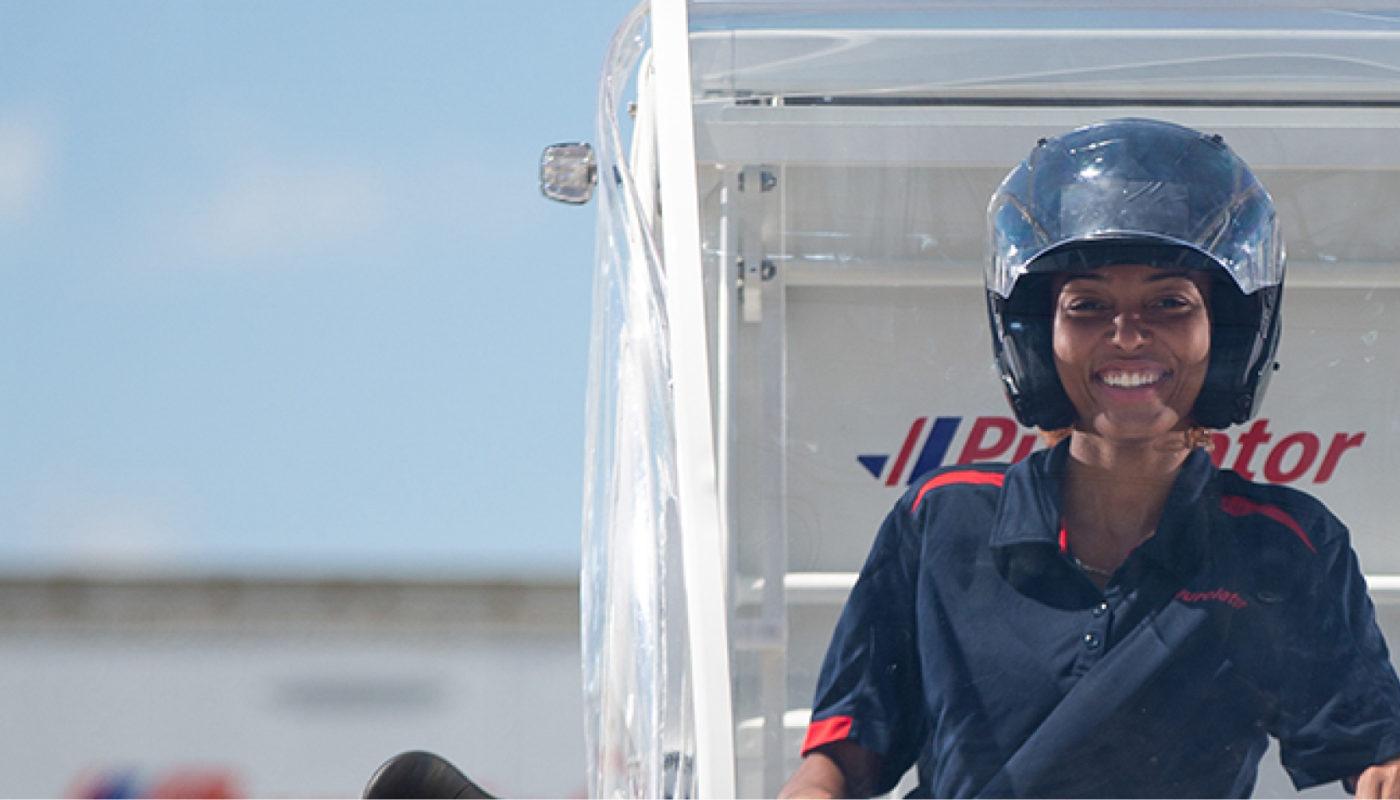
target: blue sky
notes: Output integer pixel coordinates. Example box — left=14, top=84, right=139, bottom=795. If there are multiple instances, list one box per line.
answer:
left=0, top=1, right=639, bottom=577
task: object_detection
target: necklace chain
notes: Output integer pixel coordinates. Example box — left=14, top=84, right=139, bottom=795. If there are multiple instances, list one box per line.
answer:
left=1072, top=555, right=1115, bottom=578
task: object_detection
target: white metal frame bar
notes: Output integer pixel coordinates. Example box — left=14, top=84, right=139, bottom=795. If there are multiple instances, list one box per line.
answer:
left=651, top=0, right=738, bottom=795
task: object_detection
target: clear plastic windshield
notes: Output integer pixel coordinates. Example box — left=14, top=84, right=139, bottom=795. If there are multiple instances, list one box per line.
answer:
left=583, top=5, right=697, bottom=798
left=585, top=2, right=1400, bottom=797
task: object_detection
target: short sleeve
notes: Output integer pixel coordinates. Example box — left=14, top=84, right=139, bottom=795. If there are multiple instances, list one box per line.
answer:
left=1275, top=516, right=1400, bottom=789
left=803, top=501, right=927, bottom=794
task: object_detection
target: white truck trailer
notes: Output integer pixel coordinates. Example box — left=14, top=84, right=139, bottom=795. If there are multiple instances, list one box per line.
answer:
left=560, top=1, right=1400, bottom=796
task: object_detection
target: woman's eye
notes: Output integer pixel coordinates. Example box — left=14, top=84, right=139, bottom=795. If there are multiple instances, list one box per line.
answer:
left=1153, top=296, right=1193, bottom=310
left=1066, top=298, right=1106, bottom=313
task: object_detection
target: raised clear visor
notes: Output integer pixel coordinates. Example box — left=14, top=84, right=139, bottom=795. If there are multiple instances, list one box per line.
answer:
left=986, top=117, right=1284, bottom=299
left=585, top=3, right=1400, bottom=797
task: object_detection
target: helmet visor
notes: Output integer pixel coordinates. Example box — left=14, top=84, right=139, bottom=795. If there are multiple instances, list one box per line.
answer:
left=987, top=118, right=1283, bottom=299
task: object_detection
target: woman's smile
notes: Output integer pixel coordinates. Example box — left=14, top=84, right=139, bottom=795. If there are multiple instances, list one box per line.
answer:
left=1095, top=361, right=1169, bottom=390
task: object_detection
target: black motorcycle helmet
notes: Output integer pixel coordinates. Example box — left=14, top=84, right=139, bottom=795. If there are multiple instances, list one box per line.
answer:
left=985, top=118, right=1284, bottom=431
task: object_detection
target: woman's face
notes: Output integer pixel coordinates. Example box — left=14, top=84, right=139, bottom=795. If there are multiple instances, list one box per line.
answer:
left=1052, top=264, right=1212, bottom=443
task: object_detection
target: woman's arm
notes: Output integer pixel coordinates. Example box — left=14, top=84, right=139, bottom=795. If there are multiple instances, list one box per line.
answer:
left=1355, top=757, right=1400, bottom=799
left=778, top=741, right=882, bottom=799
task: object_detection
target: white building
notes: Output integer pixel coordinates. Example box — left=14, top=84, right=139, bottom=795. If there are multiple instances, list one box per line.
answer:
left=0, top=574, right=585, bottom=798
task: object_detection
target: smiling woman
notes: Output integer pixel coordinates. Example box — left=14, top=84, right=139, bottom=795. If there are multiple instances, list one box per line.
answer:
left=784, top=119, right=1400, bottom=799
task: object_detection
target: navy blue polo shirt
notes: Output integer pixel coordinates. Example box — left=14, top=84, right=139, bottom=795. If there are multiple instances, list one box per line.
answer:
left=804, top=439, right=1400, bottom=798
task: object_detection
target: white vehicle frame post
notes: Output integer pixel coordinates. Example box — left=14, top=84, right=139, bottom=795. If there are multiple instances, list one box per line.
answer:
left=651, top=0, right=738, bottom=796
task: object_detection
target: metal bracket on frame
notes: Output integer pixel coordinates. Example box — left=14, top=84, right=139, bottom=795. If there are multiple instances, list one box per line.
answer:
left=737, top=165, right=778, bottom=323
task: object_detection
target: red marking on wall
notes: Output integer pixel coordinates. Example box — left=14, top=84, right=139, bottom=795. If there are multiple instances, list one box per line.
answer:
left=886, top=417, right=928, bottom=487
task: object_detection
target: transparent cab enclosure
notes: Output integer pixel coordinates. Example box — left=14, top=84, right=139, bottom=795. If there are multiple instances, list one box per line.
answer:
left=583, top=2, right=1400, bottom=797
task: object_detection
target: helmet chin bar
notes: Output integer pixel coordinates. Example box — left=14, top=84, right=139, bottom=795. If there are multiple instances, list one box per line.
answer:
left=989, top=285, right=1076, bottom=430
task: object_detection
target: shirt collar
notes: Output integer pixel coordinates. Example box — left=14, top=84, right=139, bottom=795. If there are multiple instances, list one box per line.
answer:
left=990, top=437, right=1217, bottom=578
left=1133, top=447, right=1216, bottom=577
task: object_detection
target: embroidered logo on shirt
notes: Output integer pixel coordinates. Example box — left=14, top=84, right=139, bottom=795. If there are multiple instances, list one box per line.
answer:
left=1175, top=588, right=1248, bottom=609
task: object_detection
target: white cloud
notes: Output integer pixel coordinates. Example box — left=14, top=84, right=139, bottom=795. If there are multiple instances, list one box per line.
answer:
left=411, top=156, right=539, bottom=239
left=8, top=485, right=191, bottom=573
left=56, top=501, right=185, bottom=570
left=0, top=119, right=50, bottom=220
left=187, top=160, right=389, bottom=259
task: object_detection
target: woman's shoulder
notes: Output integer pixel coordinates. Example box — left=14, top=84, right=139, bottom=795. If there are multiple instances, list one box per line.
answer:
left=898, top=462, right=1012, bottom=516
left=1214, top=467, right=1346, bottom=554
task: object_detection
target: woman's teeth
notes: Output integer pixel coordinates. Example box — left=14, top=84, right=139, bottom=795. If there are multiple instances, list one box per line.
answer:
left=1100, top=371, right=1162, bottom=388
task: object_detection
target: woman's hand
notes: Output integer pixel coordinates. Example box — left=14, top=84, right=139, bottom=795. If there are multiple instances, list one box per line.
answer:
left=1356, top=757, right=1400, bottom=798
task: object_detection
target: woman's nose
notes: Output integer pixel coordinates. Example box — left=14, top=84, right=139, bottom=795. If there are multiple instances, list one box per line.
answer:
left=1109, top=313, right=1150, bottom=350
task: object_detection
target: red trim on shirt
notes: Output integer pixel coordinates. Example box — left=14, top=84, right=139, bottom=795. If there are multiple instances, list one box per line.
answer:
left=912, top=471, right=1005, bottom=512
left=801, top=715, right=854, bottom=755
left=1220, top=495, right=1317, bottom=553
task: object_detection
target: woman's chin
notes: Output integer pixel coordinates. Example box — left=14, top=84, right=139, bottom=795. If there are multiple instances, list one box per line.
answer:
left=1080, top=409, right=1186, bottom=444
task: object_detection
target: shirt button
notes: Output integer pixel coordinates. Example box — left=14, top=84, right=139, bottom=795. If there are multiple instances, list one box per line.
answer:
left=1083, top=632, right=1101, bottom=651
left=1092, top=601, right=1109, bottom=618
